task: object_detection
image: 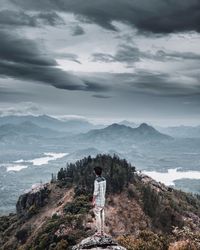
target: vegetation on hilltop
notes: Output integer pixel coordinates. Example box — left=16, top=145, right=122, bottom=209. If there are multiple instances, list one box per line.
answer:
left=57, top=154, right=135, bottom=194
left=57, top=154, right=200, bottom=231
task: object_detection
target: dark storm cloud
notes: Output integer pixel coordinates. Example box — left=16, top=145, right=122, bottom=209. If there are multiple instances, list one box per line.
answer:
left=0, top=30, right=108, bottom=92
left=125, top=72, right=183, bottom=95
left=81, top=72, right=200, bottom=97
left=114, top=45, right=142, bottom=63
left=82, top=80, right=110, bottom=92
left=8, top=0, right=200, bottom=33
left=92, top=44, right=200, bottom=65
left=0, top=31, right=56, bottom=66
left=123, top=71, right=200, bottom=96
left=0, top=9, right=37, bottom=26
left=92, top=45, right=142, bottom=64
left=0, top=60, right=82, bottom=90
left=155, top=50, right=200, bottom=61
left=92, top=94, right=112, bottom=99
left=54, top=52, right=81, bottom=64
left=71, top=25, right=85, bottom=36
left=0, top=9, right=65, bottom=27
left=35, top=11, right=65, bottom=26
left=92, top=53, right=115, bottom=63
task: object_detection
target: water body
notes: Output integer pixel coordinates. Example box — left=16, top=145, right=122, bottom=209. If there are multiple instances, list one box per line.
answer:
left=1, top=152, right=68, bottom=172
left=0, top=152, right=69, bottom=214
left=143, top=168, right=200, bottom=186
left=7, top=165, right=28, bottom=172
left=23, top=152, right=68, bottom=166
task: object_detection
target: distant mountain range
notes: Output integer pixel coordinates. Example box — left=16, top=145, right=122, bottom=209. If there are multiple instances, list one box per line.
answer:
left=0, top=115, right=199, bottom=138
left=76, top=123, right=172, bottom=144
left=0, top=121, right=59, bottom=137
left=1, top=114, right=200, bottom=154
left=0, top=115, right=173, bottom=148
left=157, top=125, right=200, bottom=138
left=0, top=115, right=101, bottom=133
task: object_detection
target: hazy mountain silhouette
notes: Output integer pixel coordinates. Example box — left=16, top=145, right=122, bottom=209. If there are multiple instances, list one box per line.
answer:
left=157, top=125, right=200, bottom=138
left=118, top=120, right=138, bottom=128
left=76, top=123, right=172, bottom=144
left=0, top=121, right=59, bottom=137
left=0, top=115, right=97, bottom=133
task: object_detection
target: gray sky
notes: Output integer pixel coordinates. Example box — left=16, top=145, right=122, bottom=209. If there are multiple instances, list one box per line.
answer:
left=0, top=0, right=200, bottom=126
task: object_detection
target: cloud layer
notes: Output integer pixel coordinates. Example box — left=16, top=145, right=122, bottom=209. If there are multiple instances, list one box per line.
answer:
left=0, top=9, right=65, bottom=27
left=0, top=30, right=108, bottom=92
left=0, top=0, right=200, bottom=123
left=9, top=0, right=200, bottom=33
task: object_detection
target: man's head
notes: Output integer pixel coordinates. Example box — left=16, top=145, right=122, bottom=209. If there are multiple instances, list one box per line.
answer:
left=94, top=166, right=102, bottom=176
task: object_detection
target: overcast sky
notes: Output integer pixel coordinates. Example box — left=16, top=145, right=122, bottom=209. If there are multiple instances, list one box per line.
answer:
left=0, top=0, right=200, bottom=126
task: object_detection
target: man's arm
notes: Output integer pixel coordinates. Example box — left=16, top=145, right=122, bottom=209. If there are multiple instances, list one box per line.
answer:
left=92, top=180, right=99, bottom=206
left=92, top=195, right=97, bottom=206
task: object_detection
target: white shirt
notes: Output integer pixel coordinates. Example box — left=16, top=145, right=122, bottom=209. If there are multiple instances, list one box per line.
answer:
left=93, top=176, right=106, bottom=207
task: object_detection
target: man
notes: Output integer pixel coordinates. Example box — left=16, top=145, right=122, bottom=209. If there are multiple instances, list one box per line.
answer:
left=92, top=166, right=106, bottom=236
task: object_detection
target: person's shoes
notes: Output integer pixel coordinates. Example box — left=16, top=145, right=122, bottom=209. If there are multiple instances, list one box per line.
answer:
left=94, top=232, right=102, bottom=237
left=101, top=232, right=109, bottom=237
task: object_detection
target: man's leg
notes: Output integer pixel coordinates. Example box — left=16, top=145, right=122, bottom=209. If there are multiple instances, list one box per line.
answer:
left=100, top=207, right=105, bottom=235
left=94, top=206, right=101, bottom=235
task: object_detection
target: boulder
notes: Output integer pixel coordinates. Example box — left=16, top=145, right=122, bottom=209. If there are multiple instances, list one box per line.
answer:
left=72, top=235, right=126, bottom=250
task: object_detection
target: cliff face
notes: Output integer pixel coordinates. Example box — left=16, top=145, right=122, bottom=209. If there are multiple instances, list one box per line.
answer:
left=0, top=154, right=200, bottom=250
left=16, top=183, right=51, bottom=219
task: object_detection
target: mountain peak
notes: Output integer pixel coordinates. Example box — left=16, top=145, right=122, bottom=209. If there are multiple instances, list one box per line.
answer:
left=138, top=123, right=153, bottom=129
left=134, top=122, right=172, bottom=140
left=108, top=123, right=125, bottom=128
left=137, top=123, right=159, bottom=133
left=119, top=120, right=138, bottom=128
left=82, top=122, right=171, bottom=142
left=102, top=123, right=134, bottom=133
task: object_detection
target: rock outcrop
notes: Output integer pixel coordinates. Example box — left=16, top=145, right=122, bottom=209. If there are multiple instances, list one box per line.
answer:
left=16, top=183, right=50, bottom=219
left=72, top=235, right=126, bottom=250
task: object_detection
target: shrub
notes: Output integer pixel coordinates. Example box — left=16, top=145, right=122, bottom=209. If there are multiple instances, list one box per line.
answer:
left=55, top=239, right=68, bottom=250
left=38, top=233, right=49, bottom=249
left=168, top=240, right=197, bottom=250
left=172, top=226, right=200, bottom=249
left=117, top=235, right=137, bottom=250
left=137, top=230, right=169, bottom=250
left=64, top=195, right=91, bottom=215
left=15, top=227, right=30, bottom=244
left=117, top=231, right=169, bottom=250
left=141, top=185, right=159, bottom=217
left=28, top=204, right=38, bottom=217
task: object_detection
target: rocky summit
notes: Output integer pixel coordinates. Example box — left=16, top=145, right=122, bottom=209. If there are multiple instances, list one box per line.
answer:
left=72, top=235, right=126, bottom=250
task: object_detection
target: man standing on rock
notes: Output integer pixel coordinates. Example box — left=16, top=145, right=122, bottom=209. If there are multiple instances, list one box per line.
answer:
left=92, top=166, right=107, bottom=236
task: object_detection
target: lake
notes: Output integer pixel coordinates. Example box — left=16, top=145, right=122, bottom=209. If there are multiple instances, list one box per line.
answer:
left=0, top=152, right=69, bottom=215
left=1, top=152, right=68, bottom=172
left=143, top=168, right=200, bottom=186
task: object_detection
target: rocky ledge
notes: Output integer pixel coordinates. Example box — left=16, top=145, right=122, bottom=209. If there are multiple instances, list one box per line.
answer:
left=16, top=183, right=50, bottom=219
left=72, top=235, right=126, bottom=250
